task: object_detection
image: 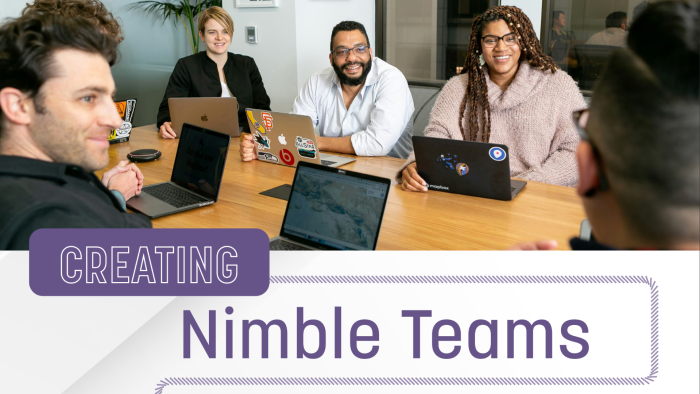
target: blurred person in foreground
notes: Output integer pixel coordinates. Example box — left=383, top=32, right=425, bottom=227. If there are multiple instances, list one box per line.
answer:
left=510, top=1, right=699, bottom=251
left=0, top=14, right=151, bottom=250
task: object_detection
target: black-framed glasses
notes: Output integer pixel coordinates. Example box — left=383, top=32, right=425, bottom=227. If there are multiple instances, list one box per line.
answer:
left=331, top=45, right=369, bottom=59
left=573, top=109, right=609, bottom=192
left=481, top=33, right=518, bottom=48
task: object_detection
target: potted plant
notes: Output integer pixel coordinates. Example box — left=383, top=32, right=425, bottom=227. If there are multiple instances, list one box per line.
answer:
left=127, top=0, right=223, bottom=54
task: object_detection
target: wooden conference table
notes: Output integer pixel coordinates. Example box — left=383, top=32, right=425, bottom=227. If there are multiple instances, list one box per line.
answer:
left=99, top=125, right=586, bottom=250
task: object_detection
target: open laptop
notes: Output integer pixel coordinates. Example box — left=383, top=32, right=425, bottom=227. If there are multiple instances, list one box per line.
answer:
left=270, top=161, right=391, bottom=250
left=169, top=97, right=241, bottom=138
left=245, top=109, right=355, bottom=168
left=412, top=136, right=526, bottom=201
left=126, top=123, right=231, bottom=218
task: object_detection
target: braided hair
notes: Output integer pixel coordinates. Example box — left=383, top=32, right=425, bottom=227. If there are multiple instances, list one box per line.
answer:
left=459, top=6, right=558, bottom=142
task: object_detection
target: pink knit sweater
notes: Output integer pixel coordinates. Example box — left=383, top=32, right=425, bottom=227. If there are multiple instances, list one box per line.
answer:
left=402, top=62, right=587, bottom=187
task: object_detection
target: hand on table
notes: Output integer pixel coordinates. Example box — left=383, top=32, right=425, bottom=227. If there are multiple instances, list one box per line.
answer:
left=101, top=160, right=144, bottom=193
left=505, top=240, right=559, bottom=251
left=101, top=160, right=144, bottom=200
left=240, top=133, right=257, bottom=162
left=400, top=162, right=427, bottom=192
left=159, top=122, right=176, bottom=139
left=107, top=169, right=140, bottom=200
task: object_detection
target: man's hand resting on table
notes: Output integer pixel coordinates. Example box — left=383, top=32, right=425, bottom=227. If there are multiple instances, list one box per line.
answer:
left=240, top=133, right=257, bottom=162
left=101, top=160, right=144, bottom=200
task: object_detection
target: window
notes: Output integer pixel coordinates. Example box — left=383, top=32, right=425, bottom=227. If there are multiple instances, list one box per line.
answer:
left=378, top=0, right=649, bottom=92
left=377, top=0, right=498, bottom=85
left=542, top=0, right=646, bottom=92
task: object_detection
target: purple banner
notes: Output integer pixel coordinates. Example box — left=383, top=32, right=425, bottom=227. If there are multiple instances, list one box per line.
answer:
left=29, top=229, right=270, bottom=296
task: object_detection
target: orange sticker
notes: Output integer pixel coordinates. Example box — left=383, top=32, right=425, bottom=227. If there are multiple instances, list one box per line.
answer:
left=115, top=101, right=126, bottom=118
left=261, top=112, right=273, bottom=132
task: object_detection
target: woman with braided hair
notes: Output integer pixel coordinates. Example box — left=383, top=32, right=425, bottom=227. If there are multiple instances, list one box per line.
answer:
left=400, top=6, right=586, bottom=190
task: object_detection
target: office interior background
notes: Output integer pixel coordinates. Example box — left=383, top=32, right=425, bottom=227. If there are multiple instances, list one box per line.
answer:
left=0, top=0, right=637, bottom=128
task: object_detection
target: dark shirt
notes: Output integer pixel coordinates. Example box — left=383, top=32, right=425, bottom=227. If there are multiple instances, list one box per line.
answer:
left=569, top=237, right=617, bottom=250
left=0, top=156, right=151, bottom=250
left=157, top=51, right=271, bottom=133
left=550, top=29, right=576, bottom=62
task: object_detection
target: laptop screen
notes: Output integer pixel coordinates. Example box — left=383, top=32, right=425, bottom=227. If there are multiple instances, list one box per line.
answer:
left=170, top=123, right=231, bottom=200
left=281, top=163, right=390, bottom=250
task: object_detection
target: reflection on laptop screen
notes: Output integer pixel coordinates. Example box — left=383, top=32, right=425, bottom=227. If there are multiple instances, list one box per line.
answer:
left=171, top=125, right=229, bottom=199
left=283, top=166, right=389, bottom=250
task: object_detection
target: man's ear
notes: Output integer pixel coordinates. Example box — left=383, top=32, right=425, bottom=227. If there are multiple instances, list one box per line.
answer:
left=0, top=87, right=32, bottom=127
left=198, top=30, right=204, bottom=43
left=329, top=52, right=334, bottom=66
left=576, top=141, right=600, bottom=198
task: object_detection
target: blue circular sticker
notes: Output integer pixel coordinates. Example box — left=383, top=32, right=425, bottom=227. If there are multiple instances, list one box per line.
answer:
left=489, top=147, right=507, bottom=162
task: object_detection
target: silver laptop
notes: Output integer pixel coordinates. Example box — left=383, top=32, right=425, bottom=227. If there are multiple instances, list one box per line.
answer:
left=245, top=109, right=355, bottom=168
left=270, top=161, right=391, bottom=250
left=169, top=97, right=241, bottom=138
left=126, top=123, right=231, bottom=218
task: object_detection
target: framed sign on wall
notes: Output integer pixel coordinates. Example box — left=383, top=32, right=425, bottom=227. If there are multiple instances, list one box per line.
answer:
left=235, top=0, right=278, bottom=7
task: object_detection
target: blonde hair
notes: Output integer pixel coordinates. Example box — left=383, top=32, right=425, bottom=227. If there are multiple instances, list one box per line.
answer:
left=197, top=6, right=233, bottom=36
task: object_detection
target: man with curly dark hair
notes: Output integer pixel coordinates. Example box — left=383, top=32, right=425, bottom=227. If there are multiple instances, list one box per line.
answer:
left=21, top=0, right=123, bottom=43
left=0, top=13, right=151, bottom=250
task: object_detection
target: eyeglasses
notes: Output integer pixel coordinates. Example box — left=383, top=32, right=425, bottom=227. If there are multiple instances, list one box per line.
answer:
left=331, top=45, right=369, bottom=60
left=481, top=33, right=518, bottom=48
left=573, top=109, right=609, bottom=192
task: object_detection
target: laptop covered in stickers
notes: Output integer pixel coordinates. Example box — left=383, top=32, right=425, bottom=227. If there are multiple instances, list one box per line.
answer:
left=108, top=98, right=136, bottom=144
left=244, top=109, right=355, bottom=168
left=412, top=136, right=526, bottom=201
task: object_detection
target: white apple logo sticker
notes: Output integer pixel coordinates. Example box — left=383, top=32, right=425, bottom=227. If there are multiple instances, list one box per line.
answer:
left=278, top=134, right=287, bottom=145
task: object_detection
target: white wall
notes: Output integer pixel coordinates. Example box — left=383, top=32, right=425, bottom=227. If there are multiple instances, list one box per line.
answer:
left=502, top=0, right=543, bottom=40
left=223, top=0, right=299, bottom=113
left=294, top=0, right=375, bottom=92
left=0, top=2, right=25, bottom=23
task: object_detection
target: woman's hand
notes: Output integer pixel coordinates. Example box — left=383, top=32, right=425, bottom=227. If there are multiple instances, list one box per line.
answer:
left=400, top=163, right=428, bottom=192
left=159, top=122, right=176, bottom=139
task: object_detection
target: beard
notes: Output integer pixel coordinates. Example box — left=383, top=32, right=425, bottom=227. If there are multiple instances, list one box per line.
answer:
left=332, top=56, right=372, bottom=86
left=29, top=104, right=110, bottom=173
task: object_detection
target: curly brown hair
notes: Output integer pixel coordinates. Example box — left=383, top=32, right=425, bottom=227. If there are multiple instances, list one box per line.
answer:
left=459, top=6, right=558, bottom=142
left=21, top=0, right=123, bottom=43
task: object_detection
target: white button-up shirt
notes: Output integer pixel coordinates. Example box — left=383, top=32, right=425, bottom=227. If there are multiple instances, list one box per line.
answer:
left=292, top=57, right=414, bottom=158
left=585, top=27, right=628, bottom=47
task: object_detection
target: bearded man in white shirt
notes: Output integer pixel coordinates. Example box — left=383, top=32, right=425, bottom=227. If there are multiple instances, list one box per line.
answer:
left=586, top=12, right=629, bottom=47
left=240, top=21, right=414, bottom=160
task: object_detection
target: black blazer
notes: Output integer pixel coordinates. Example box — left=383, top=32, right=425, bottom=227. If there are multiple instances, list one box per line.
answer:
left=157, top=51, right=271, bottom=132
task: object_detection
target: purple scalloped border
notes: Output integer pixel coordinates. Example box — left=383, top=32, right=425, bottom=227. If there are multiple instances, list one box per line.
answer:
left=154, top=275, right=659, bottom=393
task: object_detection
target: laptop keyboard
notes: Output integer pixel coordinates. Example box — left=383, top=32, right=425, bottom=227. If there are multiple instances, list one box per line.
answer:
left=321, top=160, right=337, bottom=166
left=270, top=239, right=314, bottom=251
left=143, top=183, right=208, bottom=208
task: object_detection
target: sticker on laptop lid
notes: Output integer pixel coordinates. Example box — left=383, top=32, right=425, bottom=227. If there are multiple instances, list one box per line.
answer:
left=246, top=110, right=266, bottom=134
left=456, top=163, right=469, bottom=176
left=489, top=147, right=507, bottom=162
left=258, top=152, right=279, bottom=163
left=437, top=153, right=458, bottom=170
left=280, top=149, right=295, bottom=166
left=254, top=131, right=271, bottom=150
left=295, top=136, right=317, bottom=159
left=114, top=121, right=132, bottom=138
left=261, top=112, right=274, bottom=133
